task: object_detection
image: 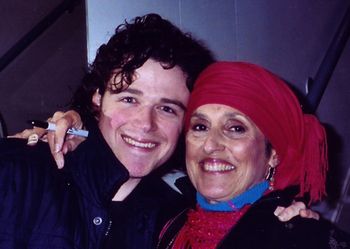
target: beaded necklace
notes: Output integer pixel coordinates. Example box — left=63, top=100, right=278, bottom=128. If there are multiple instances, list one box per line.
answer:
left=172, top=181, right=269, bottom=249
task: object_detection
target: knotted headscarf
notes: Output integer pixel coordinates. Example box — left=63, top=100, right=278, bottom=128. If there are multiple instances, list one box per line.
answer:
left=185, top=62, right=328, bottom=203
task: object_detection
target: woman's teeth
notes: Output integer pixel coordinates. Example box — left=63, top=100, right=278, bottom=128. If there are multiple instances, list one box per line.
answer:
left=203, top=162, right=235, bottom=172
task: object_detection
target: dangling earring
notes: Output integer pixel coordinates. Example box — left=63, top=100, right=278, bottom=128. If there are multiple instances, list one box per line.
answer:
left=265, top=165, right=276, bottom=190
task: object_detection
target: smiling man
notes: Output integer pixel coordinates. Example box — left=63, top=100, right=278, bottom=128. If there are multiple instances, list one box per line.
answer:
left=97, top=59, right=189, bottom=180
left=95, top=59, right=191, bottom=202
left=0, top=14, right=214, bottom=249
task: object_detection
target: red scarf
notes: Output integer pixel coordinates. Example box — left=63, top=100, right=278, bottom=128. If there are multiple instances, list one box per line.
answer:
left=172, top=205, right=250, bottom=249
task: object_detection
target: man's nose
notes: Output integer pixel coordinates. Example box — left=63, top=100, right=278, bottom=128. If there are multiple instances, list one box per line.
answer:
left=135, top=106, right=157, bottom=132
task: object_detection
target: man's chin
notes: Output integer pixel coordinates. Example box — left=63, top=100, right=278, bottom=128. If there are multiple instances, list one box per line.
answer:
left=129, top=175, right=144, bottom=179
left=128, top=170, right=151, bottom=178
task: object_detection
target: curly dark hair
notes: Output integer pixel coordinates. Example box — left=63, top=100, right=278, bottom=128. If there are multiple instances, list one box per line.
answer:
left=71, top=13, right=215, bottom=120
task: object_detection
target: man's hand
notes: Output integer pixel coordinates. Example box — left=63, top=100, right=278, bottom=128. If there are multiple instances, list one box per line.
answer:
left=274, top=201, right=320, bottom=221
left=8, top=110, right=85, bottom=169
left=46, top=110, right=85, bottom=168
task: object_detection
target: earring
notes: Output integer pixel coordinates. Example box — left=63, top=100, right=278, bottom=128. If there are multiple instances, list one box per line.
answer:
left=265, top=165, right=276, bottom=190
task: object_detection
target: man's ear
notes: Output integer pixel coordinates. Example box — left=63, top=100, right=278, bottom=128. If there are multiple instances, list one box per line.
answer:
left=92, top=89, right=101, bottom=107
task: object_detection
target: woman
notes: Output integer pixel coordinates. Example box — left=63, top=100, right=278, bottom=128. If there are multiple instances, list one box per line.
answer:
left=157, top=62, right=350, bottom=249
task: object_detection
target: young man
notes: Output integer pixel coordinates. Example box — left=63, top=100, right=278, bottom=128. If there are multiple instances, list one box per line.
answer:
left=0, top=13, right=213, bottom=249
left=4, top=13, right=315, bottom=249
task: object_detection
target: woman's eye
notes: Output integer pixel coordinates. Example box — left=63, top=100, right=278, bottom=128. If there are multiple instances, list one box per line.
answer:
left=121, top=97, right=136, bottom=103
left=229, top=125, right=246, bottom=133
left=191, top=124, right=207, bottom=131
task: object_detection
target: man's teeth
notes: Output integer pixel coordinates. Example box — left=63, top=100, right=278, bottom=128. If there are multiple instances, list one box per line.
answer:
left=123, top=137, right=156, bottom=148
left=203, top=163, right=235, bottom=172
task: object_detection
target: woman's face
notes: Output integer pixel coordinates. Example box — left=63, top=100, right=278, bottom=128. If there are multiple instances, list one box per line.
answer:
left=186, top=104, right=276, bottom=203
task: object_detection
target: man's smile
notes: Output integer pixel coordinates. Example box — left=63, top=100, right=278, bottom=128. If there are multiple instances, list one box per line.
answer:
left=122, top=134, right=157, bottom=149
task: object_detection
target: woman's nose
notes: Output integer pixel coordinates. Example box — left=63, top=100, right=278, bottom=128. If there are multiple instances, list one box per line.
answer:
left=203, top=130, right=225, bottom=154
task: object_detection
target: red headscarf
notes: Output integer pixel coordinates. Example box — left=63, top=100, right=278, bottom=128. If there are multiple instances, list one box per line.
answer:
left=185, top=62, right=328, bottom=203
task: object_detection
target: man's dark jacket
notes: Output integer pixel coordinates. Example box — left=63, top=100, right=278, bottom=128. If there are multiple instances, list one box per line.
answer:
left=0, top=122, right=187, bottom=249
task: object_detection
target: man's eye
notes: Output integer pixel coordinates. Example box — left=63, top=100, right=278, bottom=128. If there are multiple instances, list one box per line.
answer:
left=121, top=97, right=136, bottom=103
left=160, top=106, right=176, bottom=114
left=191, top=124, right=207, bottom=131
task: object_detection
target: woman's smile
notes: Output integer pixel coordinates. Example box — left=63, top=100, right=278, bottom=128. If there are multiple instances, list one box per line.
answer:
left=199, top=158, right=235, bottom=172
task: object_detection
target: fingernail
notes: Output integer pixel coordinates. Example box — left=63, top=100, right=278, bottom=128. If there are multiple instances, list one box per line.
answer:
left=27, top=134, right=39, bottom=145
left=274, top=207, right=283, bottom=216
left=56, top=159, right=64, bottom=169
left=278, top=214, right=286, bottom=221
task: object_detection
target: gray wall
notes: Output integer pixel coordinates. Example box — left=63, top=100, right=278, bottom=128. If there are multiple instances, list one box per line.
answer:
left=86, top=0, right=350, bottom=231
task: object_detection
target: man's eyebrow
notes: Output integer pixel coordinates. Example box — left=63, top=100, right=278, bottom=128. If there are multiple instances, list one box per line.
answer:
left=119, top=88, right=186, bottom=111
left=120, top=88, right=142, bottom=95
left=108, top=87, right=143, bottom=95
left=160, top=98, right=186, bottom=111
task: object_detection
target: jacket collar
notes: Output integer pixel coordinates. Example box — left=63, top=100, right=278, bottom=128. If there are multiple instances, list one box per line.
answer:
left=64, top=118, right=129, bottom=207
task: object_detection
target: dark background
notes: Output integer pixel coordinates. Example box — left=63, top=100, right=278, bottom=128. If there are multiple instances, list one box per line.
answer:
left=0, top=0, right=87, bottom=134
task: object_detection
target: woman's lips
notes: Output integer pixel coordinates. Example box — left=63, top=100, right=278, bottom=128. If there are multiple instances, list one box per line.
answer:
left=199, top=158, right=236, bottom=172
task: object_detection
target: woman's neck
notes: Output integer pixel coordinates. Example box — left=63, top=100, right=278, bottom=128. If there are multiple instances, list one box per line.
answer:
left=197, top=180, right=269, bottom=212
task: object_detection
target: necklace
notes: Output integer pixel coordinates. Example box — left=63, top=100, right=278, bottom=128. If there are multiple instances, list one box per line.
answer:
left=197, top=180, right=269, bottom=211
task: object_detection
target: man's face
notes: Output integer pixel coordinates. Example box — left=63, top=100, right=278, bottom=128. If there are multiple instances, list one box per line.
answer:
left=97, top=59, right=189, bottom=178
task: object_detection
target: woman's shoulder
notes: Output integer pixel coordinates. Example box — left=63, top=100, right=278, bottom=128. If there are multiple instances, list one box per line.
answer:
left=221, top=187, right=350, bottom=249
